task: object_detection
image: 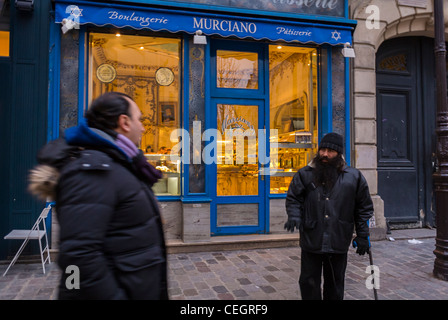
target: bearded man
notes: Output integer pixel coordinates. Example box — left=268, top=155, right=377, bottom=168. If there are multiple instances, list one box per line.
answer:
left=284, top=132, right=373, bottom=300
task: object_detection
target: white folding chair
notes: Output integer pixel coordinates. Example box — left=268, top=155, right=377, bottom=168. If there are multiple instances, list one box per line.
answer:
left=2, top=204, right=52, bottom=276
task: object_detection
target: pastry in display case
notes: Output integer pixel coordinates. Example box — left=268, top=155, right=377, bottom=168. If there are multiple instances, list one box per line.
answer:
left=145, top=152, right=181, bottom=196
left=270, top=131, right=316, bottom=194
left=217, top=163, right=259, bottom=196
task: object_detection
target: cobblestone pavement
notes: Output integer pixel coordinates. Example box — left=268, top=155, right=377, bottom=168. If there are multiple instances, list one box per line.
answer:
left=1, top=236, right=448, bottom=300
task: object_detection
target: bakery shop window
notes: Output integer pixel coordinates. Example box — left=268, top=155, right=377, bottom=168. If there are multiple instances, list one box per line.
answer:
left=269, top=45, right=318, bottom=194
left=216, top=50, right=258, bottom=89
left=0, top=0, right=10, bottom=57
left=88, top=31, right=182, bottom=196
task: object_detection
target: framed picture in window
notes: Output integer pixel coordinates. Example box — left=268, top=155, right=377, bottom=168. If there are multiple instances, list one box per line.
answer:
left=160, top=102, right=177, bottom=125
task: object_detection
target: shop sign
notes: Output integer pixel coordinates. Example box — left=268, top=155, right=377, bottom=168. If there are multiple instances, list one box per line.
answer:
left=55, top=2, right=352, bottom=45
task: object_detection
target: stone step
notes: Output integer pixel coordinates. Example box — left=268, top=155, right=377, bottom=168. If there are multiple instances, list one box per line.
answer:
left=166, top=233, right=300, bottom=254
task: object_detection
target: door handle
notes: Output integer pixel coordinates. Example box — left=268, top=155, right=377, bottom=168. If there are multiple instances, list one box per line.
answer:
left=432, top=152, right=438, bottom=173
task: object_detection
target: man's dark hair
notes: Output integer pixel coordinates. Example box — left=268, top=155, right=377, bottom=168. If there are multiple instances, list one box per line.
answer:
left=85, top=92, right=133, bottom=135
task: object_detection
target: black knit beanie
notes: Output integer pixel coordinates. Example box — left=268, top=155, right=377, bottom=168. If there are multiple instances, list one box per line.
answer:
left=319, top=132, right=343, bottom=154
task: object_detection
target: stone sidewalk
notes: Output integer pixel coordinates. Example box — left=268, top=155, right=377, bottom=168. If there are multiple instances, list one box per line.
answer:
left=1, top=229, right=447, bottom=300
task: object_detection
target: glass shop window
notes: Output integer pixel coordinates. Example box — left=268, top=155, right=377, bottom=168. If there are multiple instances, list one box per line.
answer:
left=217, top=103, right=259, bottom=197
left=0, top=0, right=10, bottom=57
left=217, top=50, right=258, bottom=89
left=89, top=32, right=182, bottom=196
left=269, top=45, right=318, bottom=194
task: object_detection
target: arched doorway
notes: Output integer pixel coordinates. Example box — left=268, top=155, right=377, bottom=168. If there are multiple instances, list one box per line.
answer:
left=376, top=37, right=437, bottom=228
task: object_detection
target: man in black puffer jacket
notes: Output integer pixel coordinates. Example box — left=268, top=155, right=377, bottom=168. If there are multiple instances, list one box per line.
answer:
left=284, top=132, right=373, bottom=300
left=29, top=92, right=167, bottom=299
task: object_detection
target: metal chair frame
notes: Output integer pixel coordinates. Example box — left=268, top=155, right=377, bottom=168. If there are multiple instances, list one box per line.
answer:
left=2, top=205, right=52, bottom=276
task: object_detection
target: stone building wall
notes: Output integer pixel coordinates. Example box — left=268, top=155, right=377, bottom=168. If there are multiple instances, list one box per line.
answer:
left=349, top=0, right=448, bottom=237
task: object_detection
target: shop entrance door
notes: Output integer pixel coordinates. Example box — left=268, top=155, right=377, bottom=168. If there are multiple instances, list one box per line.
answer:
left=210, top=100, right=267, bottom=235
left=210, top=40, right=268, bottom=235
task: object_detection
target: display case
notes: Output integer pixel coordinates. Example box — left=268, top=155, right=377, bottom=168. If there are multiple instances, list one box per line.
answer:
left=145, top=153, right=181, bottom=196
left=217, top=163, right=259, bottom=196
left=270, top=131, right=316, bottom=194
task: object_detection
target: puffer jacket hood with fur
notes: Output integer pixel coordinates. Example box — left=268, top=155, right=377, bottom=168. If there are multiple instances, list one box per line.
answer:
left=28, top=119, right=129, bottom=202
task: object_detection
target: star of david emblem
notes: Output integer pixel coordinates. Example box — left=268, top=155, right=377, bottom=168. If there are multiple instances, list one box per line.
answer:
left=331, top=30, right=341, bottom=41
left=70, top=6, right=83, bottom=19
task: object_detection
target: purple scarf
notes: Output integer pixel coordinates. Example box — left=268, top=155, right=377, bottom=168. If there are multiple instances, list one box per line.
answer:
left=115, top=134, right=162, bottom=185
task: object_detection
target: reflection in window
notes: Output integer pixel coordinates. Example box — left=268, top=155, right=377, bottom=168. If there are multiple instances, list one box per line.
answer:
left=0, top=0, right=10, bottom=57
left=89, top=32, right=181, bottom=196
left=217, top=50, right=258, bottom=89
left=269, top=45, right=318, bottom=194
left=217, top=104, right=259, bottom=196
left=0, top=31, right=8, bottom=56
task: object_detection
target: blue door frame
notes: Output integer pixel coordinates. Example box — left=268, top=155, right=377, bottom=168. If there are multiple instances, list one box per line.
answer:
left=209, top=98, right=267, bottom=235
left=209, top=40, right=268, bottom=235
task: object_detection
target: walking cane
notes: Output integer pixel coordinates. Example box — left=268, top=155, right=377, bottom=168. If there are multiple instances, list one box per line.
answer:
left=368, top=247, right=379, bottom=300
left=353, top=239, right=378, bottom=300
left=354, top=220, right=379, bottom=300
left=367, top=219, right=378, bottom=300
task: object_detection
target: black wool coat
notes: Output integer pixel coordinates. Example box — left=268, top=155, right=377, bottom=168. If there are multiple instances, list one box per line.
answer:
left=285, top=163, right=374, bottom=254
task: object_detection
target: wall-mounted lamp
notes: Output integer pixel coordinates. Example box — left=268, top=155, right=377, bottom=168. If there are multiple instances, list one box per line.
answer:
left=61, top=18, right=77, bottom=34
left=341, top=42, right=355, bottom=58
left=15, top=0, right=34, bottom=11
left=193, top=30, right=207, bottom=45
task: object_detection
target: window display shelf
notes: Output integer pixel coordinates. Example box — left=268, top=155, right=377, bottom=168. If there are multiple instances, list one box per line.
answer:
left=270, top=170, right=296, bottom=177
left=144, top=154, right=173, bottom=160
left=145, top=153, right=181, bottom=195
left=276, top=142, right=314, bottom=149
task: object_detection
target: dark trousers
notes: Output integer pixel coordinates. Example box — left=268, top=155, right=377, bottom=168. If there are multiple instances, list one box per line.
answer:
left=299, top=250, right=348, bottom=300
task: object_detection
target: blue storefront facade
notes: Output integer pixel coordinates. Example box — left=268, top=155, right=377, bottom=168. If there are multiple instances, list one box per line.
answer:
left=1, top=0, right=356, bottom=259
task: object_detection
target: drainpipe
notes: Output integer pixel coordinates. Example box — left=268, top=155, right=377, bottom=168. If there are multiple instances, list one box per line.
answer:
left=433, top=0, right=448, bottom=281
